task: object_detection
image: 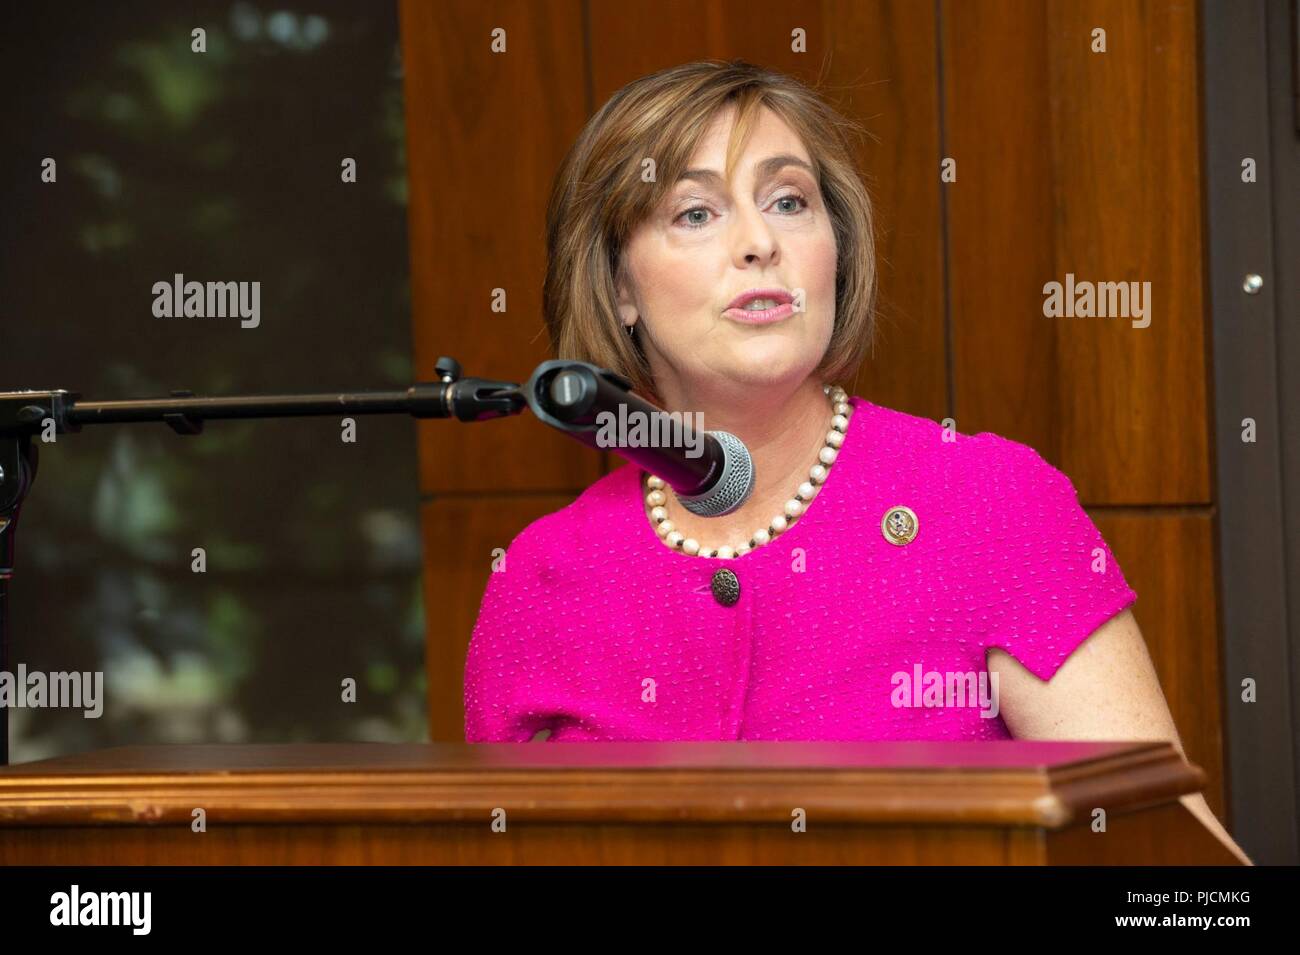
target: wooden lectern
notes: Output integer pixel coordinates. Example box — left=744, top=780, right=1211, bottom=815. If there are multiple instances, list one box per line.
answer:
left=0, top=740, right=1239, bottom=864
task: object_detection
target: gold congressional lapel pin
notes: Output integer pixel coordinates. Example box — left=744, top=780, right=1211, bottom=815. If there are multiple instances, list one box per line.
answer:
left=881, top=505, right=919, bottom=546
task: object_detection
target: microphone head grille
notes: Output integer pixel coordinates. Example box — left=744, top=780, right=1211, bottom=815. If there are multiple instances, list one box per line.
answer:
left=677, top=430, right=753, bottom=517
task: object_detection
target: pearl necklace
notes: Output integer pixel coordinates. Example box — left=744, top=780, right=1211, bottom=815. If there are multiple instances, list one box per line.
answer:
left=643, top=383, right=851, bottom=558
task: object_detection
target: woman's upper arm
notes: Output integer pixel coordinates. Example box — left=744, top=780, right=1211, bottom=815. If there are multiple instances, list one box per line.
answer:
left=987, top=607, right=1185, bottom=749
left=464, top=524, right=557, bottom=743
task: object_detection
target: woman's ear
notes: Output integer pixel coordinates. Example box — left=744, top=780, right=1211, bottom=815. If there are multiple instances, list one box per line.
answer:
left=614, top=271, right=638, bottom=327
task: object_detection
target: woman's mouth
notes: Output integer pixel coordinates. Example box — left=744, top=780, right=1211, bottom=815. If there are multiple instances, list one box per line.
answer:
left=723, top=299, right=796, bottom=324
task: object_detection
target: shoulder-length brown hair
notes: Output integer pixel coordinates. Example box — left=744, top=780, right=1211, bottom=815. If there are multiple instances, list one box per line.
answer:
left=542, top=59, right=877, bottom=406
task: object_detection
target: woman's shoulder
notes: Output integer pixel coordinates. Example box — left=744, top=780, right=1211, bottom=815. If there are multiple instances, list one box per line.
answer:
left=850, top=395, right=1075, bottom=500
left=499, top=462, right=638, bottom=561
left=896, top=411, right=1085, bottom=546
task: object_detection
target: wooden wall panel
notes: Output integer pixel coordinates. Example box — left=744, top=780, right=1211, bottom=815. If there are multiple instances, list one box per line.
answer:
left=398, top=0, right=600, bottom=495
left=945, top=0, right=1210, bottom=506
left=585, top=0, right=814, bottom=78
left=1046, top=0, right=1209, bottom=504
left=943, top=0, right=1059, bottom=458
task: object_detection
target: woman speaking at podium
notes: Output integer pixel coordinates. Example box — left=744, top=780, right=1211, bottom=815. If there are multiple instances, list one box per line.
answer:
left=463, top=60, right=1247, bottom=862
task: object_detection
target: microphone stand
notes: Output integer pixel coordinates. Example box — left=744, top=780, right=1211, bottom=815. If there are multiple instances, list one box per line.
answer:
left=0, top=356, right=524, bottom=765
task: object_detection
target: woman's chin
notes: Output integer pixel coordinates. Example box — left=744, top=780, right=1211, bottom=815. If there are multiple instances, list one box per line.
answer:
left=716, top=346, right=818, bottom=386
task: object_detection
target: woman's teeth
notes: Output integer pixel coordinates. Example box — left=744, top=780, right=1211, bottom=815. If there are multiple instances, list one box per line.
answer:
left=743, top=299, right=779, bottom=310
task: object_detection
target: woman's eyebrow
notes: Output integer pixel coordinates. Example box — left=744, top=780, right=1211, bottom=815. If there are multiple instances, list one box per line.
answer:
left=676, top=153, right=815, bottom=187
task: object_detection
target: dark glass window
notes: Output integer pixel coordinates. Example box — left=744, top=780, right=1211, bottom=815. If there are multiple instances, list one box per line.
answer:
left=0, top=1, right=424, bottom=760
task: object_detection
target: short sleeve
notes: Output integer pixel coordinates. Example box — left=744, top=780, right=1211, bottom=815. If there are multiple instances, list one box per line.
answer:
left=969, top=434, right=1138, bottom=682
left=463, top=523, right=561, bottom=742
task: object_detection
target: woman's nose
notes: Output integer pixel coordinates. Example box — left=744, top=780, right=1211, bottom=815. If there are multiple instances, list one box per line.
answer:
left=729, top=203, right=779, bottom=267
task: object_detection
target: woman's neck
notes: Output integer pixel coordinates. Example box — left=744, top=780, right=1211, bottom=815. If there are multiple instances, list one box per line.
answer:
left=644, top=376, right=837, bottom=550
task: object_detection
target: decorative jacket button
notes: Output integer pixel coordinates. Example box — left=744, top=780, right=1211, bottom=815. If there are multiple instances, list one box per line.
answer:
left=711, top=568, right=740, bottom=606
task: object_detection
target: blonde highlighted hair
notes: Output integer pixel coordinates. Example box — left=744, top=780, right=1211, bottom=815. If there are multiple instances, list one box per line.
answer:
left=542, top=59, right=877, bottom=405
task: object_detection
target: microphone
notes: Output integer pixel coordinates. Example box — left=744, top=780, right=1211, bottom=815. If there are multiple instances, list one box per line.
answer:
left=519, top=360, right=753, bottom=517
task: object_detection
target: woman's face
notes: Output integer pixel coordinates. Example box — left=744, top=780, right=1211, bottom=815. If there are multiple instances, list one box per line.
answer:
left=616, top=104, right=838, bottom=402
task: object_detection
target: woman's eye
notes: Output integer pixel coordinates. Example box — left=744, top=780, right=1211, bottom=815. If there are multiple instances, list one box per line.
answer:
left=773, top=193, right=809, bottom=214
left=675, top=206, right=711, bottom=229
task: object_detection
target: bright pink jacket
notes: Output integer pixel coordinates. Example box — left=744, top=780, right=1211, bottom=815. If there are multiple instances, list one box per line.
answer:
left=465, top=396, right=1137, bottom=742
